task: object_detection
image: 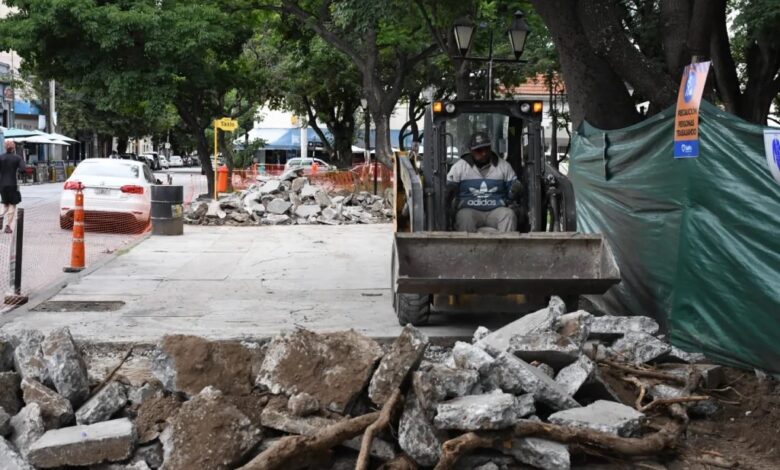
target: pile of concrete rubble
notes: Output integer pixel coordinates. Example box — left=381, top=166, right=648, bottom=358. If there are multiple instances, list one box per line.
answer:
left=0, top=299, right=724, bottom=469
left=185, top=176, right=393, bottom=226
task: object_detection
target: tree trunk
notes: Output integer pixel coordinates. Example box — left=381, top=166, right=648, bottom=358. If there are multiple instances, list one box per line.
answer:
left=660, top=0, right=693, bottom=80
left=329, top=121, right=354, bottom=168
left=196, top=131, right=214, bottom=197
left=371, top=111, right=393, bottom=167
left=531, top=0, right=641, bottom=130
left=117, top=136, right=128, bottom=154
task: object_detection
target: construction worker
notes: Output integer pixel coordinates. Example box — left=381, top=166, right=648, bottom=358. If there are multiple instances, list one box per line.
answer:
left=446, top=131, right=520, bottom=232
left=0, top=140, right=26, bottom=233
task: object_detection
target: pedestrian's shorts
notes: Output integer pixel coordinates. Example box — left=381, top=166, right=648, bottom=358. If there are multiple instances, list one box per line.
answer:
left=0, top=186, right=21, bottom=205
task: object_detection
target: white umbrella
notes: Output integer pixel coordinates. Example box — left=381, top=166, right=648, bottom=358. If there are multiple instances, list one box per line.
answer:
left=50, top=139, right=71, bottom=146
left=47, top=132, right=78, bottom=143
left=11, top=135, right=68, bottom=145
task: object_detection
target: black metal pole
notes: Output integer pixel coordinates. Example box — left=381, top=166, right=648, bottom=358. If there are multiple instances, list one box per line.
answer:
left=14, top=208, right=23, bottom=295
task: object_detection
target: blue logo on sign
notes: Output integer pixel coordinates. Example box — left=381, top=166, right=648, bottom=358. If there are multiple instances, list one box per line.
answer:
left=684, top=68, right=696, bottom=103
left=773, top=138, right=780, bottom=169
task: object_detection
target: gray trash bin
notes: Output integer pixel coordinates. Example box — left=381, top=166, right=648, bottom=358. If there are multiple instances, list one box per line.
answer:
left=151, top=185, right=184, bottom=235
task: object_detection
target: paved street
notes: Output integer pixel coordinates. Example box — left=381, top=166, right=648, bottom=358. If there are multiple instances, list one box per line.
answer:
left=0, top=167, right=205, bottom=305
left=0, top=223, right=510, bottom=343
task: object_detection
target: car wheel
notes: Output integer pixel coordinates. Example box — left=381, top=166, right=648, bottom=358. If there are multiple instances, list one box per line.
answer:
left=59, top=215, right=73, bottom=230
left=395, top=293, right=431, bottom=326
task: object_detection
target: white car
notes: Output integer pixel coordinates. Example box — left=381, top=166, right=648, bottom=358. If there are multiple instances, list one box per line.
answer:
left=159, top=155, right=170, bottom=169
left=169, top=155, right=183, bottom=167
left=283, top=157, right=333, bottom=172
left=59, top=159, right=156, bottom=233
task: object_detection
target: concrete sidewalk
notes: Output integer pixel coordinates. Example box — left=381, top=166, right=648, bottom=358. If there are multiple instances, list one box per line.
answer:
left=0, top=224, right=507, bottom=343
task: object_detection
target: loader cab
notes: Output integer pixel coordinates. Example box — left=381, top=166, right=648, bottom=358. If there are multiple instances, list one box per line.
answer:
left=421, top=100, right=565, bottom=234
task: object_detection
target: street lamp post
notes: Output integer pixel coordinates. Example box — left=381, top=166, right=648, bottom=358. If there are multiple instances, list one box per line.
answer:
left=452, top=11, right=531, bottom=100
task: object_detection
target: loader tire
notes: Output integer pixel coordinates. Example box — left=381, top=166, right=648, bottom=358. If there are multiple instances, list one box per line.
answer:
left=395, top=293, right=430, bottom=326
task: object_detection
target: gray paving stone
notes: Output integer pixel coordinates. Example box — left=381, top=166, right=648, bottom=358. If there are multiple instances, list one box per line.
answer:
left=555, top=356, right=596, bottom=397
left=27, top=418, right=136, bottom=468
left=398, top=392, right=444, bottom=466
left=10, top=403, right=45, bottom=458
left=266, top=198, right=292, bottom=215
left=13, top=330, right=48, bottom=384
left=548, top=400, right=645, bottom=437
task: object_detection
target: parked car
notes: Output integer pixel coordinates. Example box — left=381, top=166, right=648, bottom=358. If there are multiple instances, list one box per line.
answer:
left=59, top=159, right=158, bottom=233
left=159, top=155, right=170, bottom=169
left=190, top=155, right=200, bottom=166
left=139, top=154, right=156, bottom=170
left=183, top=156, right=192, bottom=167
left=169, top=155, right=183, bottom=167
left=284, top=158, right=334, bottom=172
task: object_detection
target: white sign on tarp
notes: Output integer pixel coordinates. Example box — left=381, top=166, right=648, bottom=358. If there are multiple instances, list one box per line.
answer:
left=764, top=128, right=780, bottom=184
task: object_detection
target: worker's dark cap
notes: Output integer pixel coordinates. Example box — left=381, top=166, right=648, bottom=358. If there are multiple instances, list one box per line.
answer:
left=469, top=132, right=491, bottom=150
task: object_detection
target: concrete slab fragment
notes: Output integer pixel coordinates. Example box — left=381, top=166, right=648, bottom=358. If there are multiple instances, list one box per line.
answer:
left=503, top=437, right=570, bottom=470
left=41, top=327, right=90, bottom=408
left=554, top=356, right=596, bottom=397
left=0, top=436, right=34, bottom=470
left=76, top=381, right=127, bottom=425
left=27, top=418, right=136, bottom=468
left=509, top=331, right=580, bottom=369
left=486, top=352, right=580, bottom=410
left=610, top=332, right=671, bottom=364
left=369, top=325, right=429, bottom=406
left=452, top=341, right=494, bottom=374
left=476, top=297, right=565, bottom=356
left=434, top=391, right=535, bottom=431
left=10, top=403, right=45, bottom=458
left=548, top=400, right=645, bottom=437
left=13, top=330, right=48, bottom=383
left=21, top=378, right=74, bottom=429
left=398, top=392, right=444, bottom=466
left=588, top=316, right=660, bottom=339
left=412, top=364, right=479, bottom=418
left=256, top=329, right=383, bottom=413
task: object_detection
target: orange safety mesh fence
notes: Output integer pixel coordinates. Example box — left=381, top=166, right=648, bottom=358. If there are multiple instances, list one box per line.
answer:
left=0, top=184, right=150, bottom=311
left=351, top=162, right=394, bottom=194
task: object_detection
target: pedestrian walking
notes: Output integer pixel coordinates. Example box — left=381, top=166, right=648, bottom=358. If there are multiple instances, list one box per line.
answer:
left=0, top=140, right=27, bottom=233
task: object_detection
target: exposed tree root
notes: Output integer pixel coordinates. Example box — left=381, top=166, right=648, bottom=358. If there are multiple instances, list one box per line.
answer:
left=356, top=388, right=404, bottom=470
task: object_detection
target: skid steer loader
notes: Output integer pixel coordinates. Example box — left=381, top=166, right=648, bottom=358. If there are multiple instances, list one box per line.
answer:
left=391, top=100, right=620, bottom=325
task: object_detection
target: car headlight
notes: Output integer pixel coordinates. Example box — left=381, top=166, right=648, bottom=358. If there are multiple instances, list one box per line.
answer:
left=520, top=103, right=531, bottom=113
left=445, top=103, right=456, bottom=113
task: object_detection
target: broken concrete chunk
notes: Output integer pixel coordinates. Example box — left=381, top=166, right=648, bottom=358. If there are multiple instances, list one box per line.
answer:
left=262, top=213, right=290, bottom=225
left=287, top=392, right=320, bottom=417
left=452, top=341, right=494, bottom=374
left=398, top=392, right=444, bottom=466
left=434, top=391, right=535, bottom=431
left=476, top=297, right=565, bottom=356
left=648, top=383, right=719, bottom=417
left=135, top=442, right=164, bottom=469
left=486, top=353, right=580, bottom=410
left=314, top=190, right=332, bottom=208
left=291, top=177, right=308, bottom=193
left=658, top=363, right=724, bottom=390
left=610, top=332, right=671, bottom=364
left=0, top=371, right=22, bottom=415
left=76, top=381, right=127, bottom=425
left=294, top=204, right=321, bottom=219
left=535, top=363, right=555, bottom=378
left=127, top=381, right=165, bottom=408
left=135, top=395, right=181, bottom=444
left=41, top=327, right=90, bottom=408
left=588, top=315, right=660, bottom=339
left=555, top=356, right=597, bottom=397
left=256, top=329, right=383, bottom=413
left=548, top=400, right=645, bottom=437
left=205, top=201, right=226, bottom=219
left=0, top=407, right=10, bottom=436
left=556, top=310, right=593, bottom=346
left=266, top=198, right=292, bottom=215
left=259, top=179, right=282, bottom=194
left=300, top=184, right=318, bottom=198
left=13, top=330, right=48, bottom=384
left=412, top=364, right=479, bottom=418
left=472, top=326, right=491, bottom=344
left=243, top=198, right=265, bottom=216
left=21, top=378, right=74, bottom=429
left=665, top=346, right=707, bottom=364
left=369, top=325, right=429, bottom=406
left=503, top=437, right=571, bottom=470
left=0, top=335, right=13, bottom=372
left=0, top=436, right=34, bottom=470
left=151, top=335, right=254, bottom=397
left=160, top=386, right=261, bottom=470
left=509, top=331, right=580, bottom=369
left=10, top=403, right=45, bottom=458
left=27, top=418, right=135, bottom=468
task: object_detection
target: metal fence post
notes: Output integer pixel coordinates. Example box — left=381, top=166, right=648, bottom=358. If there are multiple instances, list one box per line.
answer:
left=5, top=207, right=28, bottom=306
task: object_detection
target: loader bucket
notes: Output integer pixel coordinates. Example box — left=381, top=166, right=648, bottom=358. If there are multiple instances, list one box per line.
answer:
left=393, top=232, right=620, bottom=296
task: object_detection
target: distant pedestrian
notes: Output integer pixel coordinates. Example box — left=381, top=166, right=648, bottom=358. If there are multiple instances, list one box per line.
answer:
left=0, top=140, right=27, bottom=233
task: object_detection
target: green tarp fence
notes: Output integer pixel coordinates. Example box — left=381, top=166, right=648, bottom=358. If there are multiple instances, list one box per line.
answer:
left=570, top=101, right=780, bottom=373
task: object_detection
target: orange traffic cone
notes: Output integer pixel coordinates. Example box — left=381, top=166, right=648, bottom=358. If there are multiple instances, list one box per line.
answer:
left=64, top=183, right=85, bottom=273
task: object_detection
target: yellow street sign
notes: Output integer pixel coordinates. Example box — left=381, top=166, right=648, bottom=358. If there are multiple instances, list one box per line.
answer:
left=215, top=118, right=238, bottom=131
